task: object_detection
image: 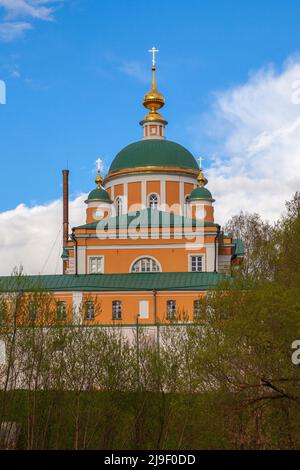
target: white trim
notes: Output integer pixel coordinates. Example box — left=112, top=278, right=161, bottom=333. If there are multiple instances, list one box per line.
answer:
left=105, top=173, right=197, bottom=190
left=115, top=196, right=123, bottom=216
left=55, top=290, right=208, bottom=296
left=138, top=300, right=149, bottom=318
left=77, top=246, right=86, bottom=274
left=206, top=244, right=215, bottom=272
left=179, top=181, right=184, bottom=209
left=188, top=253, right=205, bottom=272
left=190, top=200, right=213, bottom=207
left=129, top=255, right=162, bottom=273
left=72, top=292, right=83, bottom=324
left=160, top=180, right=166, bottom=206
left=86, top=201, right=112, bottom=209
left=141, top=180, right=147, bottom=207
left=87, top=255, right=105, bottom=274
left=123, top=182, right=128, bottom=213
left=147, top=192, right=160, bottom=209
left=85, top=243, right=215, bottom=250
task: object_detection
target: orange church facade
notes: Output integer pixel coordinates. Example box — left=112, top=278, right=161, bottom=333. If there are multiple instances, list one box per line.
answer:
left=0, top=51, right=243, bottom=326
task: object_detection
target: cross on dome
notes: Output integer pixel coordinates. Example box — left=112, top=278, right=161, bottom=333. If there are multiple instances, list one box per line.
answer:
left=198, top=156, right=204, bottom=169
left=95, top=158, right=103, bottom=188
left=96, top=158, right=102, bottom=173
left=148, top=47, right=159, bottom=67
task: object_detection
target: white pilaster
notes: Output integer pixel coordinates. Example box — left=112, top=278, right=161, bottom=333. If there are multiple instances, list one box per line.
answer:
left=206, top=244, right=216, bottom=272
left=160, top=180, right=166, bottom=207
left=141, top=181, right=147, bottom=209
left=77, top=246, right=86, bottom=274
left=123, top=182, right=128, bottom=213
left=72, top=292, right=83, bottom=324
left=179, top=181, right=184, bottom=216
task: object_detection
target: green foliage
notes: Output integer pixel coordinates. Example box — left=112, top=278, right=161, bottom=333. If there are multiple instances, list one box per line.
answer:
left=0, top=192, right=300, bottom=449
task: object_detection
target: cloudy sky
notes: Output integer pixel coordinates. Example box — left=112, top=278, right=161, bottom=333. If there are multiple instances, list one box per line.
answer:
left=0, top=0, right=300, bottom=275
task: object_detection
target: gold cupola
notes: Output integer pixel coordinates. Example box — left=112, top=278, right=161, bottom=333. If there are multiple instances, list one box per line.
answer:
left=140, top=47, right=168, bottom=139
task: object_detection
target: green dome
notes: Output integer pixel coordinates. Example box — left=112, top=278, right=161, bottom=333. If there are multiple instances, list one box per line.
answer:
left=87, top=187, right=111, bottom=202
left=190, top=186, right=213, bottom=201
left=109, top=139, right=198, bottom=173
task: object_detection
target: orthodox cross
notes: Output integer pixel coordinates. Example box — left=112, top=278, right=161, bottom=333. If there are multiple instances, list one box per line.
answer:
left=148, top=47, right=159, bottom=67
left=198, top=156, right=204, bottom=169
left=96, top=158, right=102, bottom=173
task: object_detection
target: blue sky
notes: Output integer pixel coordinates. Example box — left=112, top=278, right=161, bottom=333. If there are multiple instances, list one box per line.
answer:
left=1, top=0, right=300, bottom=212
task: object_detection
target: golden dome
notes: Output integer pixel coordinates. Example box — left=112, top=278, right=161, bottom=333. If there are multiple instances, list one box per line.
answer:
left=142, top=110, right=166, bottom=122
left=142, top=65, right=166, bottom=123
left=95, top=170, right=103, bottom=189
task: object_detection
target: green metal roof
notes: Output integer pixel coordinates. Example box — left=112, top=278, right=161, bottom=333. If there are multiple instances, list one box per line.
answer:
left=108, top=139, right=199, bottom=173
left=0, top=272, right=225, bottom=293
left=87, top=187, right=111, bottom=201
left=190, top=186, right=213, bottom=201
left=233, top=238, right=245, bottom=257
left=74, top=208, right=219, bottom=230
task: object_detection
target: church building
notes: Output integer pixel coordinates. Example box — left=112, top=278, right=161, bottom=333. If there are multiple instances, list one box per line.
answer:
left=0, top=49, right=243, bottom=325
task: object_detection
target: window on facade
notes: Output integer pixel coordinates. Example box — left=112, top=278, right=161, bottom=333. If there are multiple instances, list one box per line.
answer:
left=148, top=193, right=159, bottom=210
left=56, top=301, right=67, bottom=321
left=131, top=257, right=161, bottom=273
left=29, top=302, right=39, bottom=321
left=89, top=256, right=103, bottom=274
left=166, top=300, right=176, bottom=320
left=112, top=300, right=122, bottom=320
left=115, top=197, right=122, bottom=217
left=190, top=255, right=203, bottom=272
left=184, top=195, right=190, bottom=217
left=85, top=301, right=95, bottom=320
left=193, top=300, right=203, bottom=320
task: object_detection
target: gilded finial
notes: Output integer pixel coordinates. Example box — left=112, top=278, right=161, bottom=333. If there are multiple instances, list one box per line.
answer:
left=142, top=47, right=166, bottom=124
left=95, top=158, right=103, bottom=188
left=197, top=156, right=208, bottom=187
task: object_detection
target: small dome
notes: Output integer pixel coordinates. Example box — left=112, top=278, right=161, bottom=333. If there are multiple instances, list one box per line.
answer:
left=190, top=186, right=214, bottom=201
left=143, top=87, right=165, bottom=111
left=108, top=139, right=199, bottom=174
left=87, top=187, right=111, bottom=202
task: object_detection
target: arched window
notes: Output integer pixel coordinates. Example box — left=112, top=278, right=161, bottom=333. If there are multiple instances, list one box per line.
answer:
left=184, top=195, right=190, bottom=217
left=131, top=257, right=161, bottom=273
left=115, top=197, right=122, bottom=217
left=148, top=193, right=159, bottom=210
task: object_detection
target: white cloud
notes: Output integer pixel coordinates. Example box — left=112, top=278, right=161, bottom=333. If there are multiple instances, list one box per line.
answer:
left=2, top=55, right=300, bottom=275
left=0, top=20, right=31, bottom=40
left=0, top=0, right=63, bottom=40
left=0, top=195, right=86, bottom=275
left=189, top=56, right=300, bottom=225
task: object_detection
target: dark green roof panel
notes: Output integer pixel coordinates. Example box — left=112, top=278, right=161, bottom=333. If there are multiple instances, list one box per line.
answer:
left=0, top=272, right=225, bottom=293
left=87, top=188, right=111, bottom=201
left=190, top=186, right=213, bottom=201
left=74, top=208, right=219, bottom=230
left=109, top=139, right=199, bottom=173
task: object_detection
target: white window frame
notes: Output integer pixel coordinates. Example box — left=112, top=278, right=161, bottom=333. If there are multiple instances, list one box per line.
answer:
left=130, top=256, right=162, bottom=273
left=189, top=254, right=205, bottom=272
left=88, top=256, right=104, bottom=274
left=166, top=300, right=176, bottom=320
left=193, top=299, right=202, bottom=320
left=147, top=193, right=160, bottom=210
left=112, top=300, right=122, bottom=320
left=115, top=196, right=123, bottom=217
left=85, top=301, right=95, bottom=321
left=56, top=301, right=67, bottom=321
